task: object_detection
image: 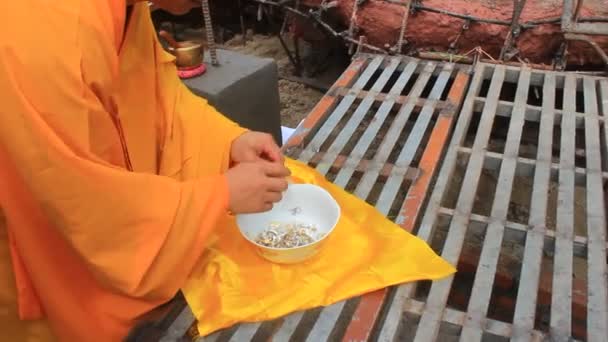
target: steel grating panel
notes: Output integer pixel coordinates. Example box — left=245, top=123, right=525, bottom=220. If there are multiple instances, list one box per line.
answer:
left=385, top=63, right=608, bottom=342
left=156, top=54, right=471, bottom=342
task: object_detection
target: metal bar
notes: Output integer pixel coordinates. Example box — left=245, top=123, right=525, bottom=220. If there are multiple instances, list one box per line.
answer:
left=284, top=57, right=367, bottom=152
left=582, top=77, right=608, bottom=341
left=334, top=88, right=449, bottom=111
left=355, top=62, right=438, bottom=199
left=271, top=56, right=387, bottom=342
left=396, top=0, right=412, bottom=53
left=228, top=323, right=261, bottom=342
left=347, top=0, right=360, bottom=54
left=473, top=98, right=605, bottom=126
left=339, top=64, right=461, bottom=342
left=460, top=68, right=531, bottom=341
left=304, top=61, right=437, bottom=342
left=271, top=311, right=305, bottom=341
left=499, top=0, right=526, bottom=61
left=562, top=0, right=575, bottom=30
left=315, top=57, right=402, bottom=176
left=511, top=72, right=556, bottom=342
left=564, top=22, right=608, bottom=36
left=563, top=34, right=608, bottom=67
left=602, top=81, right=608, bottom=171
left=550, top=74, right=577, bottom=340
left=332, top=61, right=418, bottom=198
left=296, top=56, right=384, bottom=164
left=414, top=65, right=506, bottom=342
left=305, top=301, right=346, bottom=342
left=375, top=64, right=453, bottom=214
left=457, top=147, right=608, bottom=185
left=436, top=206, right=608, bottom=258
left=201, top=0, right=218, bottom=65
left=159, top=307, right=196, bottom=342
left=375, top=69, right=476, bottom=342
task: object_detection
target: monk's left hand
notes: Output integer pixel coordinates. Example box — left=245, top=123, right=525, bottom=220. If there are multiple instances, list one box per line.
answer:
left=230, top=131, right=284, bottom=164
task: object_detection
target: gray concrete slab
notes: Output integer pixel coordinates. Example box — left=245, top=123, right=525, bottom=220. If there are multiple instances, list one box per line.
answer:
left=183, top=49, right=282, bottom=144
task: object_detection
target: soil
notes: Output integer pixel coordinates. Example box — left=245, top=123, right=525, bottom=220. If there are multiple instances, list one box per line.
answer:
left=223, top=33, right=325, bottom=128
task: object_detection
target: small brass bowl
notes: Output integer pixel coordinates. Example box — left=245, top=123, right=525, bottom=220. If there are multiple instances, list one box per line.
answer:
left=168, top=41, right=204, bottom=69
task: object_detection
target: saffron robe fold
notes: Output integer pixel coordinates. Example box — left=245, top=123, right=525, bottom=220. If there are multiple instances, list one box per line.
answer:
left=0, top=1, right=246, bottom=341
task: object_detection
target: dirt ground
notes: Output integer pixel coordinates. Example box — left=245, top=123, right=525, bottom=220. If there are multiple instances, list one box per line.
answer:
left=223, top=33, right=325, bottom=128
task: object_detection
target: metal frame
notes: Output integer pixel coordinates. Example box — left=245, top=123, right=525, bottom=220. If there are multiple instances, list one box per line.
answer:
left=153, top=51, right=608, bottom=342
left=155, top=53, right=471, bottom=342
left=562, top=0, right=608, bottom=36
left=391, top=62, right=608, bottom=341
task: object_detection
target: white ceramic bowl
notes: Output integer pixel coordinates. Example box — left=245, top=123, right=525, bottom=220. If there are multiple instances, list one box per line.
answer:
left=236, top=184, right=341, bottom=264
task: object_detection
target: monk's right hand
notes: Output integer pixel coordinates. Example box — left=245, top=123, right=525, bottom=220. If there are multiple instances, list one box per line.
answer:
left=225, top=161, right=290, bottom=213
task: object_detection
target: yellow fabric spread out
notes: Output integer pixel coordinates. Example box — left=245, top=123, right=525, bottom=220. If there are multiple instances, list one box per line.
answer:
left=183, top=159, right=456, bottom=336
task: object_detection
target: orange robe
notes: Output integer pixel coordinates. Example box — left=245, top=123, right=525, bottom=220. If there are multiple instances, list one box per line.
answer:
left=0, top=1, right=247, bottom=341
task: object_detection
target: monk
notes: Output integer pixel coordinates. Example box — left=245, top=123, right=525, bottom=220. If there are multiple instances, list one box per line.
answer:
left=0, top=0, right=290, bottom=341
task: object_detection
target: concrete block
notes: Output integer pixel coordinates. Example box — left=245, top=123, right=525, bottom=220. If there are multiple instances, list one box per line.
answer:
left=183, top=49, right=282, bottom=144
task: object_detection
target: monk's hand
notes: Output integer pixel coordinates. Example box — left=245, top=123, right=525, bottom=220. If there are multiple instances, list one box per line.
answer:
left=225, top=161, right=290, bottom=213
left=230, top=131, right=284, bottom=164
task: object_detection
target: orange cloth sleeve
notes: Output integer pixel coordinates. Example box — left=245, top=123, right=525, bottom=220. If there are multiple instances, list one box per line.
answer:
left=0, top=1, right=247, bottom=340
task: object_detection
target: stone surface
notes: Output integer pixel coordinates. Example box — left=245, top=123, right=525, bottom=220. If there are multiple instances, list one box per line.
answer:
left=183, top=49, right=282, bottom=144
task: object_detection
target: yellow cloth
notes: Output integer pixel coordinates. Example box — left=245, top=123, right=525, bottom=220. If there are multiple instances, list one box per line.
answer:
left=183, top=159, right=456, bottom=336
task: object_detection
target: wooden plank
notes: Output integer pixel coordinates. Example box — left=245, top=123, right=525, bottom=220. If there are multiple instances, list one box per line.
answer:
left=375, top=64, right=453, bottom=214
left=550, top=74, right=576, bottom=340
left=315, top=57, right=402, bottom=176
left=460, top=68, right=531, bottom=341
left=414, top=64, right=506, bottom=342
left=582, top=77, right=608, bottom=341
left=511, top=72, right=556, bottom=342
left=376, top=69, right=480, bottom=342
left=332, top=61, right=419, bottom=187
left=355, top=61, right=438, bottom=199
left=297, top=56, right=384, bottom=164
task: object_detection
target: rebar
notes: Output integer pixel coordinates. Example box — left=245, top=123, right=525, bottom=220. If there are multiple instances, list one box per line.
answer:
left=201, top=0, right=218, bottom=65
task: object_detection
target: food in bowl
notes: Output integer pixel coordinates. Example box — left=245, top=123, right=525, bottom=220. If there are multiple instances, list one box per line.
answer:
left=236, top=184, right=341, bottom=264
left=254, top=221, right=325, bottom=249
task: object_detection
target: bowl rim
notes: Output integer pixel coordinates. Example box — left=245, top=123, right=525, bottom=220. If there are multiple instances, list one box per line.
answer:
left=167, top=41, right=203, bottom=52
left=236, top=184, right=341, bottom=251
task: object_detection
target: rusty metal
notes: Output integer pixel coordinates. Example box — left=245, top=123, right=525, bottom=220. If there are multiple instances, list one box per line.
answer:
left=200, top=0, right=218, bottom=66
left=394, top=0, right=412, bottom=54
left=347, top=0, right=360, bottom=54
left=564, top=33, right=608, bottom=69
left=562, top=0, right=608, bottom=35
left=499, top=0, right=526, bottom=61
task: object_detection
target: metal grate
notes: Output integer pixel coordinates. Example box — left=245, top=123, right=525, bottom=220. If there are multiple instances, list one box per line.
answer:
left=161, top=54, right=471, bottom=342
left=377, top=63, right=608, bottom=342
